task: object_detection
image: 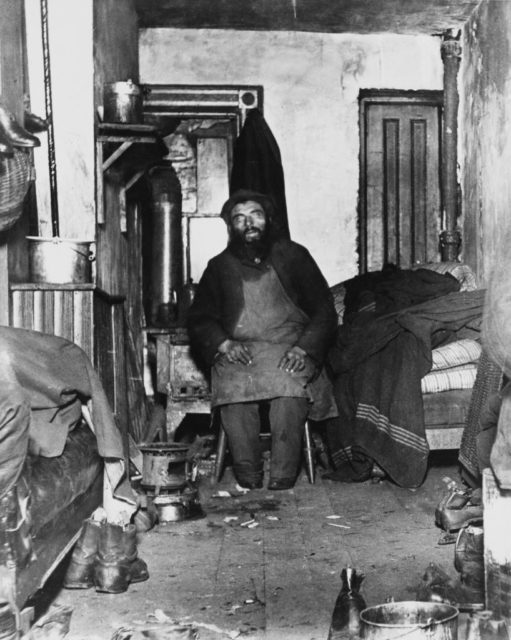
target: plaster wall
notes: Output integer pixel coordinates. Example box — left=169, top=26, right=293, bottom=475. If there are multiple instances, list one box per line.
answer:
left=140, top=29, right=443, bottom=285
left=459, top=0, right=511, bottom=285
left=24, top=0, right=139, bottom=242
left=25, top=0, right=95, bottom=240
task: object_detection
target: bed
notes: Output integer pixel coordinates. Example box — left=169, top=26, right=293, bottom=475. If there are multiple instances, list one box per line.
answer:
left=0, top=326, right=126, bottom=617
left=0, top=425, right=103, bottom=611
left=325, top=262, right=484, bottom=488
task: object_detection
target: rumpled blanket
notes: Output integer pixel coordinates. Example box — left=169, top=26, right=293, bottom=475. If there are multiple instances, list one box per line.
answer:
left=0, top=326, right=125, bottom=499
left=326, top=288, right=486, bottom=488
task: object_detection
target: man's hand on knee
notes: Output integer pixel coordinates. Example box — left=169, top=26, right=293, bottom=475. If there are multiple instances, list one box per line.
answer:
left=217, top=339, right=253, bottom=365
left=278, top=345, right=307, bottom=373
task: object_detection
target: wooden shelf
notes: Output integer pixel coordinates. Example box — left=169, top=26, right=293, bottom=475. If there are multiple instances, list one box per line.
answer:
left=97, top=122, right=162, bottom=171
left=10, top=282, right=95, bottom=291
left=96, top=122, right=167, bottom=227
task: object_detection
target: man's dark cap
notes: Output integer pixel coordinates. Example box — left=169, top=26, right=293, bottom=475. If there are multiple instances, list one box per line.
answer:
left=220, top=189, right=275, bottom=224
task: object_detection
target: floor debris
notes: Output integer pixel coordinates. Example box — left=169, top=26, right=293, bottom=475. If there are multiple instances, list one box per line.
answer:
left=240, top=518, right=256, bottom=527
left=28, top=604, right=73, bottom=640
left=56, top=460, right=463, bottom=640
left=111, top=627, right=133, bottom=640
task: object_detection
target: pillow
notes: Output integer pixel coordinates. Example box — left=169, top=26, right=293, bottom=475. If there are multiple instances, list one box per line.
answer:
left=421, top=363, right=478, bottom=394
left=431, top=338, right=482, bottom=371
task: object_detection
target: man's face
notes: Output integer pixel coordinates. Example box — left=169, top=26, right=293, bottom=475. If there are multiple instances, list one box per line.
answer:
left=229, top=201, right=267, bottom=244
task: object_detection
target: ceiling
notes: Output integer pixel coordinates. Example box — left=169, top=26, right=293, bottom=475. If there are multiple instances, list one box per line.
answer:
left=135, top=0, right=481, bottom=36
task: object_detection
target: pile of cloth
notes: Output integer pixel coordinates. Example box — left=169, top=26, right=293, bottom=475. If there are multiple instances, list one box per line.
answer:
left=325, top=266, right=485, bottom=488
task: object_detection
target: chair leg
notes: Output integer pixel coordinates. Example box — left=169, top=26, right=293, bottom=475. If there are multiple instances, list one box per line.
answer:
left=213, top=427, right=227, bottom=484
left=303, top=421, right=315, bottom=484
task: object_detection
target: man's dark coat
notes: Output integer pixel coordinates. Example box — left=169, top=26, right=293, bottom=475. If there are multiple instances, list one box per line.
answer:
left=188, top=238, right=337, bottom=367
left=230, top=108, right=290, bottom=239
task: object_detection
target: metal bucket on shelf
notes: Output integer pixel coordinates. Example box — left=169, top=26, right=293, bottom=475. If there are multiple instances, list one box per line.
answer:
left=27, top=236, right=94, bottom=284
left=103, top=79, right=143, bottom=124
left=360, top=601, right=458, bottom=640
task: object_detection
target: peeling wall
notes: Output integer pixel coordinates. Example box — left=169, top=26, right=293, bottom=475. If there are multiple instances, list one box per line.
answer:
left=460, top=0, right=511, bottom=285
left=140, top=29, right=443, bottom=284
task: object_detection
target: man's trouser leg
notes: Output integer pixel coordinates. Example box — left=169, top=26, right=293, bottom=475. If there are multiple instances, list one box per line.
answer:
left=220, top=402, right=263, bottom=487
left=268, top=397, right=308, bottom=481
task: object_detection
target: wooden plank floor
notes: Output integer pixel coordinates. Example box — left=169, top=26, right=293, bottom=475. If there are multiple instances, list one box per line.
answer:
left=53, top=455, right=460, bottom=640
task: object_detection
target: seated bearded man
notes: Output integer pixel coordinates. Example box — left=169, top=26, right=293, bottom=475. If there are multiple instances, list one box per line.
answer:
left=188, top=190, right=338, bottom=490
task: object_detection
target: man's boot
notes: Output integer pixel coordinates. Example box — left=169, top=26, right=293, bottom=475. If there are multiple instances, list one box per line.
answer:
left=122, top=523, right=149, bottom=583
left=63, top=518, right=102, bottom=589
left=94, top=522, right=131, bottom=594
left=24, top=111, right=48, bottom=133
left=0, top=103, right=41, bottom=148
left=0, top=126, right=13, bottom=156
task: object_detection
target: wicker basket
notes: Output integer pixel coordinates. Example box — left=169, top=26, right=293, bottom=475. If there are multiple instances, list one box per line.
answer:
left=0, top=149, right=31, bottom=232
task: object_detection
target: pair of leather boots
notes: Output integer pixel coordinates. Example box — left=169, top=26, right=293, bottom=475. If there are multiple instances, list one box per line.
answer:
left=0, top=102, right=46, bottom=157
left=64, top=518, right=149, bottom=594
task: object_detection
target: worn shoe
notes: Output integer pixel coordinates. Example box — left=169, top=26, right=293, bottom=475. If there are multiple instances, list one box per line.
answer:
left=268, top=477, right=295, bottom=491
left=122, top=523, right=149, bottom=583
left=435, top=486, right=483, bottom=532
left=0, top=103, right=41, bottom=148
left=63, top=518, right=102, bottom=589
left=237, top=478, right=263, bottom=490
left=24, top=111, right=48, bottom=133
left=94, top=522, right=131, bottom=594
left=0, top=126, right=13, bottom=156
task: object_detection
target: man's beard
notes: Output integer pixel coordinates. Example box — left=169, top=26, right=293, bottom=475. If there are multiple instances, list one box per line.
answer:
left=228, top=226, right=273, bottom=261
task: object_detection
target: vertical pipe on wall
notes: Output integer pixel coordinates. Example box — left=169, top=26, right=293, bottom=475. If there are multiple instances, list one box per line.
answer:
left=148, top=162, right=183, bottom=326
left=440, top=35, right=462, bottom=261
left=40, top=0, right=59, bottom=237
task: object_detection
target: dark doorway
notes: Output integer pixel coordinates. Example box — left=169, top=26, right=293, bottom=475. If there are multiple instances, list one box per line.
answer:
left=358, top=90, right=443, bottom=273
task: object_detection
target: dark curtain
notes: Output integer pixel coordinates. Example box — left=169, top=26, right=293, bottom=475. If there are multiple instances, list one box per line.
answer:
left=230, top=108, right=290, bottom=239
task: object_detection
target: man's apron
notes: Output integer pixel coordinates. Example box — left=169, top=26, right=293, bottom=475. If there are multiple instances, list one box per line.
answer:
left=211, top=263, right=337, bottom=421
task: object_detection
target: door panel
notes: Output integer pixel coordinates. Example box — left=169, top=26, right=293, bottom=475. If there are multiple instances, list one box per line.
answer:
left=361, top=97, right=442, bottom=272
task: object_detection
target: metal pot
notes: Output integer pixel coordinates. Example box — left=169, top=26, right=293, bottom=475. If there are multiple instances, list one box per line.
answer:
left=152, top=485, right=203, bottom=523
left=360, top=601, right=458, bottom=640
left=27, top=236, right=94, bottom=284
left=103, top=79, right=143, bottom=124
left=138, top=443, right=191, bottom=491
left=153, top=496, right=188, bottom=523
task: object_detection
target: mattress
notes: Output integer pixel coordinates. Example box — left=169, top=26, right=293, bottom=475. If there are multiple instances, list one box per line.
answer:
left=26, top=421, right=102, bottom=531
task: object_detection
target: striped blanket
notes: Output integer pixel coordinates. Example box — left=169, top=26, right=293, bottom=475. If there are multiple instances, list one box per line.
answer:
left=326, top=289, right=486, bottom=488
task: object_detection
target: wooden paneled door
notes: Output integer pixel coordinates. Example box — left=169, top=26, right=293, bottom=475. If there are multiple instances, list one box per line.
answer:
left=359, top=90, right=443, bottom=273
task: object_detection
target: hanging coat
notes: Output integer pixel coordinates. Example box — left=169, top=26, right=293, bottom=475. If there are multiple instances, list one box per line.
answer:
left=230, top=108, right=290, bottom=239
